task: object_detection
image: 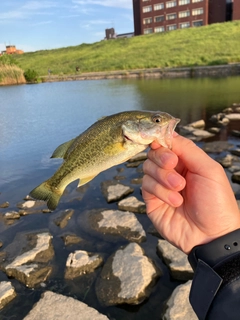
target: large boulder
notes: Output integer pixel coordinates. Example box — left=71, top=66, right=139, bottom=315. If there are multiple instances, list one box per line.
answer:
left=96, top=243, right=160, bottom=306
left=23, top=291, right=109, bottom=320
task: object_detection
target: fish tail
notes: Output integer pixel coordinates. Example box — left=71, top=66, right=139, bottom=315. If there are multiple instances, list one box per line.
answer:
left=29, top=181, right=63, bottom=211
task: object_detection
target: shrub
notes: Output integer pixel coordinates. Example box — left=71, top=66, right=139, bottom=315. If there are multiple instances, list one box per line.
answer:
left=24, top=69, right=39, bottom=83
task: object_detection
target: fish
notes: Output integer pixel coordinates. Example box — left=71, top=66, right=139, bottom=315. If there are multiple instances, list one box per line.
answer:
left=30, top=110, right=180, bottom=211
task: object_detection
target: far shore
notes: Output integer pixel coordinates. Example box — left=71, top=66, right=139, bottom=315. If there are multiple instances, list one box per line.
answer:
left=41, top=63, right=240, bottom=83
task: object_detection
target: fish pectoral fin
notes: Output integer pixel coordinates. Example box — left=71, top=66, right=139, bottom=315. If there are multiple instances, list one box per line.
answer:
left=77, top=175, right=97, bottom=187
left=104, top=142, right=126, bottom=156
left=51, top=138, right=76, bottom=159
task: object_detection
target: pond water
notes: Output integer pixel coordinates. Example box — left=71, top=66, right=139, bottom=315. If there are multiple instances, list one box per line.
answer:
left=0, top=76, right=240, bottom=319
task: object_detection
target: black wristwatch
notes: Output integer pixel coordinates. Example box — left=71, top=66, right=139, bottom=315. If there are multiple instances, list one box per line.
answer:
left=188, top=228, right=240, bottom=270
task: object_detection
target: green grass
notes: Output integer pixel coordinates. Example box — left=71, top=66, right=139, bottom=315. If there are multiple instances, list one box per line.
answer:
left=14, top=21, right=240, bottom=76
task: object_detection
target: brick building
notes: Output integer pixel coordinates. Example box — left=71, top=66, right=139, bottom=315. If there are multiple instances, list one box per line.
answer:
left=132, top=0, right=240, bottom=35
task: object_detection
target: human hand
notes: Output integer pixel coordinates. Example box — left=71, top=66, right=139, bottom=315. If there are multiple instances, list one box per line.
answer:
left=142, top=134, right=240, bottom=254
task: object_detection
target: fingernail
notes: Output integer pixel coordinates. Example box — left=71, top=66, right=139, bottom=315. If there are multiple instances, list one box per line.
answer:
left=167, top=172, right=183, bottom=189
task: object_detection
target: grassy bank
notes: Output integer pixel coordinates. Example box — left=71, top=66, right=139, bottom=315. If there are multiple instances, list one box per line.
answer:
left=0, top=64, right=26, bottom=85
left=15, top=21, right=240, bottom=77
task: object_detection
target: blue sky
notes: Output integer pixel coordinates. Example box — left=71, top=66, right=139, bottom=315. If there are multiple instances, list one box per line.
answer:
left=0, top=0, right=134, bottom=52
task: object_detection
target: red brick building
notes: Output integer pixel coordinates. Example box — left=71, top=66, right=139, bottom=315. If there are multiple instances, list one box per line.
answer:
left=133, top=0, right=240, bottom=35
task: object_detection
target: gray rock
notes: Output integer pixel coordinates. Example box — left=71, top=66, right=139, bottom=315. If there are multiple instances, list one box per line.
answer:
left=188, top=119, right=205, bottom=129
left=157, top=240, right=193, bottom=280
left=216, top=154, right=234, bottom=168
left=202, top=141, right=234, bottom=153
left=4, top=211, right=20, bottom=220
left=17, top=200, right=38, bottom=209
left=192, top=129, right=214, bottom=139
left=228, top=165, right=240, bottom=173
left=62, top=234, right=83, bottom=246
left=232, top=171, right=240, bottom=184
left=0, top=202, right=9, bottom=208
left=131, top=177, right=143, bottom=184
left=225, top=113, right=240, bottom=120
left=96, top=243, right=160, bottom=306
left=210, top=113, right=230, bottom=125
left=230, top=149, right=240, bottom=157
left=128, top=152, right=148, bottom=162
left=89, top=209, right=146, bottom=243
left=231, top=130, right=240, bottom=137
left=125, top=161, right=143, bottom=168
left=163, top=281, right=197, bottom=320
left=208, top=127, right=221, bottom=134
left=65, top=250, right=103, bottom=279
left=118, top=196, right=146, bottom=214
left=101, top=181, right=134, bottom=202
left=179, top=126, right=195, bottom=136
left=54, top=209, right=74, bottom=228
left=23, top=291, right=109, bottom=320
left=0, top=281, right=17, bottom=310
left=222, top=107, right=233, bottom=114
left=2, top=232, right=54, bottom=287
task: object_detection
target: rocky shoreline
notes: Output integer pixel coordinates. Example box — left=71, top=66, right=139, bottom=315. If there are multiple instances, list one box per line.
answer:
left=0, top=106, right=240, bottom=319
left=41, top=63, right=240, bottom=83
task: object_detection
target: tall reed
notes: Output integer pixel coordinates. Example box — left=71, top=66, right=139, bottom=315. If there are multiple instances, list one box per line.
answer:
left=0, top=64, right=26, bottom=85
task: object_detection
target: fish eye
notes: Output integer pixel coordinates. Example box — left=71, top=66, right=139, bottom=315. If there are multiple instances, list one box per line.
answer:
left=152, top=116, right=162, bottom=123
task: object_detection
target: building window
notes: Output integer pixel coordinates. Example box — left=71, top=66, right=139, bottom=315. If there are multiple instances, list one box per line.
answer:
left=143, top=17, right=153, bottom=24
left=167, top=13, right=177, bottom=20
left=144, top=28, right=153, bottom=34
left=179, top=10, right=190, bottom=18
left=155, top=26, right=165, bottom=32
left=166, top=1, right=177, bottom=8
left=167, top=24, right=177, bottom=31
left=179, top=22, right=190, bottom=28
left=154, top=3, right=164, bottom=10
left=143, top=5, right=152, bottom=13
left=192, top=8, right=204, bottom=15
left=192, top=0, right=203, bottom=2
left=155, top=15, right=164, bottom=22
left=179, top=0, right=190, bottom=5
left=193, top=20, right=203, bottom=26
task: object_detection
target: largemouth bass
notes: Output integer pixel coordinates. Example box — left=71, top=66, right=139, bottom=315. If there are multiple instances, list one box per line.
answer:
left=30, top=111, right=180, bottom=210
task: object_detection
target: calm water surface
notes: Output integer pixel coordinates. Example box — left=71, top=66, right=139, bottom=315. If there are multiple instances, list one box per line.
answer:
left=0, top=76, right=240, bottom=319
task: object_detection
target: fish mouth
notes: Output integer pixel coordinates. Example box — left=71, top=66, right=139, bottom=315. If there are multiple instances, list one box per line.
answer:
left=124, top=134, right=133, bottom=142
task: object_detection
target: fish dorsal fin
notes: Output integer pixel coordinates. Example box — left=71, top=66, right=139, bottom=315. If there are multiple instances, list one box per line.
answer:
left=51, top=138, right=75, bottom=159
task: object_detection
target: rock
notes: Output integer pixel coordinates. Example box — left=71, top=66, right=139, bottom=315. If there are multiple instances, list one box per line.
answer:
left=225, top=113, right=240, bottom=120
left=209, top=113, right=230, bottom=125
left=0, top=241, right=3, bottom=248
left=128, top=152, right=148, bottom=162
left=125, top=161, right=143, bottom=168
left=0, top=202, right=9, bottom=208
left=188, top=119, right=205, bottom=129
left=179, top=126, right=195, bottom=136
left=222, top=107, right=233, bottom=114
left=216, top=154, right=233, bottom=168
left=101, top=181, right=134, bottom=202
left=2, top=232, right=54, bottom=287
left=202, top=141, right=234, bottom=153
left=131, top=177, right=143, bottom=184
left=147, top=224, right=163, bottom=239
left=17, top=200, right=37, bottom=209
left=237, top=200, right=240, bottom=211
left=228, top=165, right=240, bottom=173
left=89, top=209, right=146, bottom=243
left=157, top=240, right=193, bottom=280
left=62, top=234, right=83, bottom=246
left=231, top=130, right=240, bottom=137
left=0, top=281, right=17, bottom=310
left=54, top=209, right=74, bottom=228
left=230, top=149, right=240, bottom=157
left=23, top=291, right=109, bottom=320
left=232, top=171, right=240, bottom=184
left=65, top=250, right=103, bottom=279
left=191, top=129, right=214, bottom=139
left=4, top=211, right=20, bottom=220
left=118, top=196, right=146, bottom=214
left=208, top=127, right=221, bottom=134
left=163, top=281, right=197, bottom=320
left=96, top=243, right=160, bottom=306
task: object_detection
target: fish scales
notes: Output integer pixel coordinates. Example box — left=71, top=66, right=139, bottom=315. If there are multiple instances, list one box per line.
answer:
left=30, top=111, right=180, bottom=210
